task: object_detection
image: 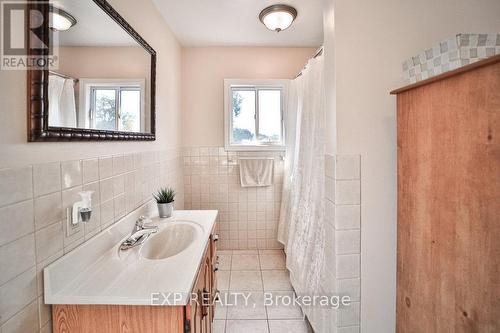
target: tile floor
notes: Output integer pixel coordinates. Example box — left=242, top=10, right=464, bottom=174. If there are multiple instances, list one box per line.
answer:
left=213, top=249, right=312, bottom=333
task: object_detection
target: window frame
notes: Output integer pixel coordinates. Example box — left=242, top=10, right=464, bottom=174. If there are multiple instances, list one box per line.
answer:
left=224, top=79, right=288, bottom=151
left=79, top=78, right=146, bottom=132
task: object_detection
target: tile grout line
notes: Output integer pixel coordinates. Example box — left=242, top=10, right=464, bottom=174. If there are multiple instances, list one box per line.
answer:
left=258, top=252, right=272, bottom=333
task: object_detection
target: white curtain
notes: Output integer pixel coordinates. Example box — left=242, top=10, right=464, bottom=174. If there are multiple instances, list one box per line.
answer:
left=278, top=55, right=326, bottom=298
left=48, top=75, right=77, bottom=127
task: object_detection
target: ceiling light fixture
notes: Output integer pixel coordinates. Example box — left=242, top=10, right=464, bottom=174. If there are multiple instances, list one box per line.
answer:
left=259, top=4, right=297, bottom=32
left=49, top=5, right=77, bottom=31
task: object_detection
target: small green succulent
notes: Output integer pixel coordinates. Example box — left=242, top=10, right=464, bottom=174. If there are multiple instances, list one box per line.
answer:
left=153, top=187, right=175, bottom=204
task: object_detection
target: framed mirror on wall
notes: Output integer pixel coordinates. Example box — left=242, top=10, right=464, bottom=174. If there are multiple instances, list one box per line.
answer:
left=27, top=0, right=156, bottom=141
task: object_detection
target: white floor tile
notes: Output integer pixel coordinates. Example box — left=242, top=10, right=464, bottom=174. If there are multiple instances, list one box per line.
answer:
left=226, top=320, right=269, bottom=333
left=260, top=254, right=286, bottom=270
left=265, top=291, right=304, bottom=320
left=232, top=250, right=259, bottom=255
left=259, top=249, right=284, bottom=255
left=268, top=320, right=312, bottom=333
left=214, top=292, right=228, bottom=320
left=218, top=254, right=232, bottom=271
left=230, top=271, right=263, bottom=291
left=217, top=271, right=230, bottom=291
left=262, top=270, right=293, bottom=291
left=232, top=254, right=260, bottom=270
left=227, top=292, right=267, bottom=320
left=213, top=320, right=226, bottom=333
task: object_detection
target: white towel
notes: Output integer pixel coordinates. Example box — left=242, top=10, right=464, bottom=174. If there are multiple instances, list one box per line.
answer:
left=239, top=158, right=274, bottom=187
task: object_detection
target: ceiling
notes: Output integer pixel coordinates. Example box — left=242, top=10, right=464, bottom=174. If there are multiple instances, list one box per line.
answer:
left=55, top=0, right=138, bottom=46
left=152, top=0, right=324, bottom=47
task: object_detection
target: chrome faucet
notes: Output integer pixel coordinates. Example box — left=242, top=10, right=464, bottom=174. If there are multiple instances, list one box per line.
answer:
left=119, top=216, right=159, bottom=251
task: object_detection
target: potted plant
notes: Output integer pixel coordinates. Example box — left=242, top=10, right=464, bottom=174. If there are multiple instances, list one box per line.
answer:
left=153, top=187, right=175, bottom=218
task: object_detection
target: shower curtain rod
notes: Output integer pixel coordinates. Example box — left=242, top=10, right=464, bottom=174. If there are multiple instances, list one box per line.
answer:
left=49, top=70, right=79, bottom=82
left=295, top=46, right=324, bottom=79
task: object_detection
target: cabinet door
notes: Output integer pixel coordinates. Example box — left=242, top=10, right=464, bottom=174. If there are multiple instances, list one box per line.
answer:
left=189, top=272, right=205, bottom=333
left=201, top=254, right=212, bottom=333
left=210, top=233, right=218, bottom=322
left=189, top=245, right=212, bottom=333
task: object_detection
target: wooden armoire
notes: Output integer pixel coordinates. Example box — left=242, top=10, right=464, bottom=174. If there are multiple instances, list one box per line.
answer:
left=392, top=55, right=500, bottom=332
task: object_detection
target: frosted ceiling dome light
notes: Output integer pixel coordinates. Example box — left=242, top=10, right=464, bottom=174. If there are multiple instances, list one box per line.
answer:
left=259, top=4, right=297, bottom=32
left=49, top=5, right=77, bottom=31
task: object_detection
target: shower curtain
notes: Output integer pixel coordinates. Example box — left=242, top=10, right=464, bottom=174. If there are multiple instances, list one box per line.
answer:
left=278, top=54, right=326, bottom=299
left=48, top=75, right=77, bottom=128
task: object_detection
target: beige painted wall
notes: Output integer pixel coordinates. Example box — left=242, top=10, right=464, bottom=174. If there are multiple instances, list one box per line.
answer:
left=328, top=0, right=500, bottom=332
left=181, top=47, right=316, bottom=147
left=58, top=46, right=150, bottom=80
left=0, top=0, right=181, bottom=168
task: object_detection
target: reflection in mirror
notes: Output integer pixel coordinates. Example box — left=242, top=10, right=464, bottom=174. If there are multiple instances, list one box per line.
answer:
left=48, top=0, right=152, bottom=133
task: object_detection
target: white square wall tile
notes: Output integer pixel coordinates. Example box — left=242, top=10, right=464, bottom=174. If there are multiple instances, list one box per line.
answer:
left=61, top=160, right=82, bottom=189
left=33, top=163, right=60, bottom=197
left=82, top=159, right=99, bottom=184
left=0, top=299, right=38, bottom=333
left=336, top=278, right=360, bottom=302
left=112, top=155, right=125, bottom=176
left=0, top=267, right=37, bottom=325
left=325, top=177, right=335, bottom=202
left=99, top=178, right=114, bottom=203
left=0, top=166, right=33, bottom=207
left=335, top=230, right=360, bottom=255
left=38, top=295, right=51, bottom=328
left=0, top=200, right=34, bottom=246
left=325, top=154, right=335, bottom=178
left=35, top=222, right=63, bottom=263
left=34, top=192, right=62, bottom=230
left=325, top=199, right=335, bottom=227
left=98, top=157, right=113, bottom=179
left=335, top=180, right=360, bottom=205
left=338, top=301, right=360, bottom=327
left=0, top=233, right=36, bottom=285
left=335, top=155, right=360, bottom=180
left=336, top=254, right=360, bottom=279
left=335, top=205, right=360, bottom=230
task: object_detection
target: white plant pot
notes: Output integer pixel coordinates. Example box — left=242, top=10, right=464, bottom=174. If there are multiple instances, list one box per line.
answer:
left=157, top=202, right=174, bottom=218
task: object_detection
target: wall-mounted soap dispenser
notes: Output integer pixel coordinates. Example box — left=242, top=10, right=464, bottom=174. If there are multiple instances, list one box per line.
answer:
left=71, top=191, right=93, bottom=226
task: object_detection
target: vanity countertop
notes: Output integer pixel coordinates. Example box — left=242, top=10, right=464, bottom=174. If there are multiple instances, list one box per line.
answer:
left=44, top=208, right=218, bottom=306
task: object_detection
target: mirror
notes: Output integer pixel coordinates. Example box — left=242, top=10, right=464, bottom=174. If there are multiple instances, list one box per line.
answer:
left=27, top=0, right=156, bottom=141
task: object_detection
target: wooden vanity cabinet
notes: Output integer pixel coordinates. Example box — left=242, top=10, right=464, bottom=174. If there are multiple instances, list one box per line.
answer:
left=52, top=227, right=219, bottom=333
left=187, top=241, right=214, bottom=333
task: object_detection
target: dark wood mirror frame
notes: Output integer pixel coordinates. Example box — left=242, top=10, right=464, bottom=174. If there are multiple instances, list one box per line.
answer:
left=27, top=0, right=156, bottom=141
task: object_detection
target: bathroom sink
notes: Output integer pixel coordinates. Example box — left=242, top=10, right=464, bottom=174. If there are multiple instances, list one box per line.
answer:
left=140, top=222, right=199, bottom=260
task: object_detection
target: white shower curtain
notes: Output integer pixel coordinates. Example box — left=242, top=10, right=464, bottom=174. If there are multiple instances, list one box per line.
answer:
left=48, top=75, right=77, bottom=128
left=278, top=55, right=326, bottom=298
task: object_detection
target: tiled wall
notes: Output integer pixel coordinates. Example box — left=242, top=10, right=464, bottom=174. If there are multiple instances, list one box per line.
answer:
left=310, top=154, right=362, bottom=333
left=0, top=149, right=183, bottom=333
left=182, top=147, right=284, bottom=250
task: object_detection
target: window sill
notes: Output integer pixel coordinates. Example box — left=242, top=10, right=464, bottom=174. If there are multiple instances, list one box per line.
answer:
left=224, top=144, right=286, bottom=152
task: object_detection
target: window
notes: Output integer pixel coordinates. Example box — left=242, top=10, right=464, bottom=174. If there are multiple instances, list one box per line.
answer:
left=79, top=79, right=145, bottom=132
left=224, top=79, right=287, bottom=151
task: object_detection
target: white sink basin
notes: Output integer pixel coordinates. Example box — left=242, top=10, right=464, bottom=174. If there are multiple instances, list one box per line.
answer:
left=140, top=222, right=200, bottom=260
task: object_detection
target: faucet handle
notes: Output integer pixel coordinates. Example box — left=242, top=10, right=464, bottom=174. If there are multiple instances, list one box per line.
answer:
left=136, top=216, right=147, bottom=227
